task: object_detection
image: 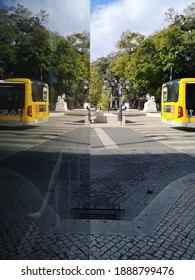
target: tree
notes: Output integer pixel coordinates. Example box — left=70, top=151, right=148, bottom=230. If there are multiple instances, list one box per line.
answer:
left=163, top=2, right=195, bottom=78
left=0, top=4, right=90, bottom=107
left=0, top=5, right=52, bottom=80
left=165, top=2, right=195, bottom=32
left=97, top=88, right=111, bottom=110
left=66, top=32, right=90, bottom=106
left=116, top=30, right=145, bottom=54
left=90, top=54, right=117, bottom=108
left=113, top=4, right=195, bottom=104
left=0, top=8, right=16, bottom=78
left=90, top=64, right=103, bottom=105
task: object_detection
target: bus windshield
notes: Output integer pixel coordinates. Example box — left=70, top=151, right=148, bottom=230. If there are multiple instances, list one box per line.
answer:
left=0, top=83, right=25, bottom=116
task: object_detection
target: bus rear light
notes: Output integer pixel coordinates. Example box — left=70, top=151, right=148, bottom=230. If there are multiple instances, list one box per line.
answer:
left=178, top=106, right=183, bottom=118
left=27, top=105, right=32, bottom=117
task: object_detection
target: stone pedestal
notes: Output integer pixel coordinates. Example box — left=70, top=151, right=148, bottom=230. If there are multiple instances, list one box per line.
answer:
left=85, top=111, right=126, bottom=126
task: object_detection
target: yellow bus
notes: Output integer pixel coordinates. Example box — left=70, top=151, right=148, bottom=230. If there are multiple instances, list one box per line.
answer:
left=161, top=78, right=195, bottom=127
left=0, top=78, right=49, bottom=126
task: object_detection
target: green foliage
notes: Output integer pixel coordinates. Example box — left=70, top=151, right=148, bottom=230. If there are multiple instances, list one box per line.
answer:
left=90, top=64, right=103, bottom=105
left=97, top=88, right=111, bottom=110
left=116, top=30, right=145, bottom=54
left=0, top=4, right=89, bottom=107
left=92, top=2, right=195, bottom=107
left=1, top=2, right=194, bottom=109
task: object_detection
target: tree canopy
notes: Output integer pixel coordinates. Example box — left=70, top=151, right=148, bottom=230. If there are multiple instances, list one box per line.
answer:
left=1, top=3, right=194, bottom=109
left=0, top=4, right=89, bottom=107
left=90, top=2, right=195, bottom=107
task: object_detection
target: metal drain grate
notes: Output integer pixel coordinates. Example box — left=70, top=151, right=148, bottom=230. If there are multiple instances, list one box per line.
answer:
left=71, top=208, right=125, bottom=220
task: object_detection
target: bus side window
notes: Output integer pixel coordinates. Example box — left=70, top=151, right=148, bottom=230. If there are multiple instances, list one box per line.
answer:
left=166, top=83, right=179, bottom=102
left=163, top=87, right=168, bottom=102
left=172, top=84, right=179, bottom=102
left=32, top=82, right=47, bottom=102
left=43, top=86, right=47, bottom=102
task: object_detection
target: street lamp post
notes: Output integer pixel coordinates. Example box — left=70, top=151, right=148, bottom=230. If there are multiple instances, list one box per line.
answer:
left=105, top=77, right=123, bottom=124
left=84, top=79, right=89, bottom=90
left=110, top=80, right=116, bottom=109
left=84, top=79, right=91, bottom=122
left=118, top=79, right=131, bottom=124
left=170, top=67, right=173, bottom=81
left=49, top=62, right=54, bottom=110
left=117, top=83, right=122, bottom=124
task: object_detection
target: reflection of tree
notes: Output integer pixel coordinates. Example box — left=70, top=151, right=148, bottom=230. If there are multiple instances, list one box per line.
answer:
left=97, top=87, right=111, bottom=111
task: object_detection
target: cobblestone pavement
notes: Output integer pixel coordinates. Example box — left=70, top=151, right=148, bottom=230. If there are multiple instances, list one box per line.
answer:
left=0, top=111, right=195, bottom=260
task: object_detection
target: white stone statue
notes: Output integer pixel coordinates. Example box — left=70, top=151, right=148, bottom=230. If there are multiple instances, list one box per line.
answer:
left=55, top=94, right=68, bottom=111
left=143, top=94, right=157, bottom=112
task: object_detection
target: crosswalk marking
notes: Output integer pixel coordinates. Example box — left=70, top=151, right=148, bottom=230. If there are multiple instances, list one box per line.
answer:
left=131, top=124, right=195, bottom=153
left=169, top=145, right=195, bottom=150
left=160, top=139, right=195, bottom=143
left=0, top=127, right=72, bottom=160
left=94, top=128, right=119, bottom=149
left=92, top=126, right=195, bottom=152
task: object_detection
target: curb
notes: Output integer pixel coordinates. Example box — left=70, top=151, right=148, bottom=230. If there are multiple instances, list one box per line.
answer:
left=133, top=172, right=195, bottom=235
left=146, top=112, right=161, bottom=117
left=49, top=112, right=65, bottom=117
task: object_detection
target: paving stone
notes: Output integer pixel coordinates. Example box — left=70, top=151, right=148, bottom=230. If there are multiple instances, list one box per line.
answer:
left=1, top=114, right=195, bottom=260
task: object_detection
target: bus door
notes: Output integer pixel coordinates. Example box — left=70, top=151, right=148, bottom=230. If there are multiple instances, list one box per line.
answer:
left=186, top=82, right=195, bottom=125
left=31, top=81, right=48, bottom=122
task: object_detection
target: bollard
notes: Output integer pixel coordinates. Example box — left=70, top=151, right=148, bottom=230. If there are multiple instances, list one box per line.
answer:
left=117, top=103, right=122, bottom=123
left=87, top=107, right=91, bottom=123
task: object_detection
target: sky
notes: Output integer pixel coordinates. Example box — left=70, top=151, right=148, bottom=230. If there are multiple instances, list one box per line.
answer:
left=0, top=0, right=90, bottom=36
left=0, top=0, right=194, bottom=61
left=91, top=0, right=194, bottom=61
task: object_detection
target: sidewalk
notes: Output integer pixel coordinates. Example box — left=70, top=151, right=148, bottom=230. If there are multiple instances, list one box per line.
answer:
left=13, top=172, right=195, bottom=260
left=1, top=168, right=195, bottom=260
